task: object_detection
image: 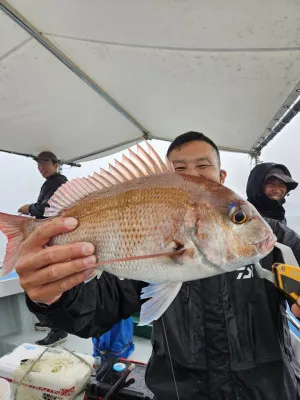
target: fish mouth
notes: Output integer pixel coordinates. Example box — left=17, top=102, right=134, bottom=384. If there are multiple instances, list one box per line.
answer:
left=255, top=233, right=277, bottom=254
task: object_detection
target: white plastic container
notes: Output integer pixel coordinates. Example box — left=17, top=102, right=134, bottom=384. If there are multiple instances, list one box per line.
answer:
left=0, top=343, right=94, bottom=399
left=0, top=378, right=11, bottom=400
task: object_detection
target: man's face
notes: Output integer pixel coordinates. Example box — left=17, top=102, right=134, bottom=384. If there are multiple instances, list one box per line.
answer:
left=37, top=159, right=58, bottom=178
left=264, top=177, right=287, bottom=201
left=168, top=140, right=226, bottom=184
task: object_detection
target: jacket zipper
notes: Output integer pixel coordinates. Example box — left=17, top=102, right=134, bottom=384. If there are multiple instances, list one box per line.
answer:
left=185, top=284, right=190, bottom=303
left=185, top=284, right=194, bottom=352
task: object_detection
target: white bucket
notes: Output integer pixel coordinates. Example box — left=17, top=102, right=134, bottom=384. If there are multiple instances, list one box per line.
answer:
left=0, top=378, right=11, bottom=400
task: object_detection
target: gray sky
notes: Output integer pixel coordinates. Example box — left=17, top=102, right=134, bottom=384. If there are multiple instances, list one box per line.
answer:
left=0, top=114, right=299, bottom=259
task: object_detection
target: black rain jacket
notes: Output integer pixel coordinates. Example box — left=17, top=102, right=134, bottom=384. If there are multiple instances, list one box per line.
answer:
left=29, top=173, right=67, bottom=219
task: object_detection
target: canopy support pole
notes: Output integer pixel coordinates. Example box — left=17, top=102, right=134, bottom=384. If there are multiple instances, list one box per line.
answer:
left=0, top=1, right=151, bottom=139
left=0, top=148, right=81, bottom=167
left=65, top=137, right=146, bottom=163
left=249, top=150, right=261, bottom=166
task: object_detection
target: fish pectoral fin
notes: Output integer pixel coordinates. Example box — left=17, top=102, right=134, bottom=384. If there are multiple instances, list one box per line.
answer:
left=138, top=282, right=182, bottom=326
left=95, top=248, right=187, bottom=267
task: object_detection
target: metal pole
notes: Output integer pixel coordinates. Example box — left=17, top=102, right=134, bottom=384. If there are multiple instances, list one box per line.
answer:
left=0, top=1, right=150, bottom=138
left=249, top=150, right=261, bottom=166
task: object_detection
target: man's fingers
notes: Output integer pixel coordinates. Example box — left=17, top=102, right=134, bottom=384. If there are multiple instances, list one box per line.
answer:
left=14, top=215, right=98, bottom=304
left=16, top=241, right=95, bottom=274
left=22, top=254, right=97, bottom=287
left=28, top=269, right=95, bottom=304
left=20, top=217, right=78, bottom=252
left=291, top=299, right=300, bottom=318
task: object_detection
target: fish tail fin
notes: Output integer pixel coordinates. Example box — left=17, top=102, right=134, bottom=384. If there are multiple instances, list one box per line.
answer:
left=0, top=213, right=30, bottom=277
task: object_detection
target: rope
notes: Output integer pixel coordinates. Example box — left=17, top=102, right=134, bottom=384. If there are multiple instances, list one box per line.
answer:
left=14, top=345, right=93, bottom=400
left=161, top=317, right=180, bottom=400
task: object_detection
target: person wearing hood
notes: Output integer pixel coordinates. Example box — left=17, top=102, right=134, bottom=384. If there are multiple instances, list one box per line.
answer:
left=247, top=162, right=300, bottom=353
left=246, top=163, right=298, bottom=225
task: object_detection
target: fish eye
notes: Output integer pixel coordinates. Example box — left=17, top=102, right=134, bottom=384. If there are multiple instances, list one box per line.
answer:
left=230, top=209, right=248, bottom=224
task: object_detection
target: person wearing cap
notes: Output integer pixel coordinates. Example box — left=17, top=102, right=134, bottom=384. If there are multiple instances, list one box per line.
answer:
left=18, top=151, right=68, bottom=219
left=18, top=151, right=69, bottom=346
left=246, top=162, right=298, bottom=225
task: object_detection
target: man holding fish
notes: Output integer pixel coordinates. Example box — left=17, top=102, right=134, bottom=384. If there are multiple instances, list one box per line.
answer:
left=0, top=132, right=300, bottom=399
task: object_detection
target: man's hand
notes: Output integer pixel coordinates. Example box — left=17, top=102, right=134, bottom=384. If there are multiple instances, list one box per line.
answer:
left=291, top=298, right=300, bottom=318
left=18, top=204, right=30, bottom=215
left=15, top=217, right=96, bottom=305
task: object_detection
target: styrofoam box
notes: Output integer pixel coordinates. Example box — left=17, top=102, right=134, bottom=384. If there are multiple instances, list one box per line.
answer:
left=0, top=343, right=94, bottom=399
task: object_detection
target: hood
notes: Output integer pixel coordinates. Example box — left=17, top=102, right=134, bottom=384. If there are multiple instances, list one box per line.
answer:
left=246, top=162, right=296, bottom=201
left=246, top=162, right=297, bottom=224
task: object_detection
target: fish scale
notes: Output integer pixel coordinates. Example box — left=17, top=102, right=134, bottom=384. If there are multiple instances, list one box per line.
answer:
left=52, top=184, right=189, bottom=267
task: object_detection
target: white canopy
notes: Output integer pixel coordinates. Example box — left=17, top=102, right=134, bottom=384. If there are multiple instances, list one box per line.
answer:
left=1, top=0, right=300, bottom=164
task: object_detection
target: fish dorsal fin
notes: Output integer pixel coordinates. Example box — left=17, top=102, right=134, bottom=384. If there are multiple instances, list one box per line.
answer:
left=44, top=142, right=171, bottom=217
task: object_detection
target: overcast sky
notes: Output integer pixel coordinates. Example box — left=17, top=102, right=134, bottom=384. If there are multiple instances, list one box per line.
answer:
left=0, top=113, right=299, bottom=260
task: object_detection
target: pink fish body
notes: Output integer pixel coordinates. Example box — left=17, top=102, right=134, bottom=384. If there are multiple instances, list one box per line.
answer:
left=0, top=143, right=276, bottom=325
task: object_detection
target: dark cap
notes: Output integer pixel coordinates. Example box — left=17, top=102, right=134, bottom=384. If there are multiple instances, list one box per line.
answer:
left=34, top=151, right=58, bottom=162
left=265, top=167, right=298, bottom=191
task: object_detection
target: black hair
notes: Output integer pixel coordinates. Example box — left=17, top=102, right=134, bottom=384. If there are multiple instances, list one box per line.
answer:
left=166, top=131, right=221, bottom=165
left=35, top=151, right=59, bottom=164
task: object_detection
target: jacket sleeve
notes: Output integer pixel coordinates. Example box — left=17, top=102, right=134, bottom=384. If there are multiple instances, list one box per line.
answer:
left=28, top=200, right=49, bottom=218
left=264, top=217, right=300, bottom=264
left=29, top=177, right=66, bottom=218
left=26, top=272, right=145, bottom=338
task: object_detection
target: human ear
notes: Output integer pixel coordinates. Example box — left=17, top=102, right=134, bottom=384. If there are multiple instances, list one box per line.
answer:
left=220, top=169, right=227, bottom=184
